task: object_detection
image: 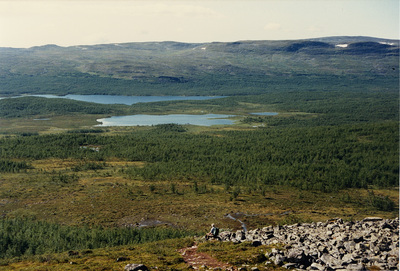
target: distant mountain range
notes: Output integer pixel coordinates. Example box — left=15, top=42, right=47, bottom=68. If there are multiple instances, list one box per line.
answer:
left=0, top=36, right=398, bottom=96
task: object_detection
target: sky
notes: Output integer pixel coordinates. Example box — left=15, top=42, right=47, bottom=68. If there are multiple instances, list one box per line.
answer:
left=0, top=0, right=398, bottom=48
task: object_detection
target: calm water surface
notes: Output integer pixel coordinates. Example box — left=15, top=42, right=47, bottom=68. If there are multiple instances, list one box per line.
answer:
left=31, top=94, right=225, bottom=105
left=97, top=114, right=236, bottom=127
left=251, top=112, right=278, bottom=116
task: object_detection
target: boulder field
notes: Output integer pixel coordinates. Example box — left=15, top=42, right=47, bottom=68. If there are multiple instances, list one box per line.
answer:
left=218, top=217, right=399, bottom=270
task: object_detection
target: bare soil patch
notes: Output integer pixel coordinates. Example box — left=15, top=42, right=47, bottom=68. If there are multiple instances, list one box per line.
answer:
left=179, top=244, right=235, bottom=270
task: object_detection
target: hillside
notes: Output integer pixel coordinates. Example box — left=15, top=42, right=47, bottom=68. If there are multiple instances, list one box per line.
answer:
left=0, top=37, right=398, bottom=270
left=0, top=36, right=398, bottom=96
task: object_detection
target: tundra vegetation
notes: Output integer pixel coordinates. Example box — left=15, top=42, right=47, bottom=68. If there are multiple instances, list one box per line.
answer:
left=0, top=37, right=398, bottom=270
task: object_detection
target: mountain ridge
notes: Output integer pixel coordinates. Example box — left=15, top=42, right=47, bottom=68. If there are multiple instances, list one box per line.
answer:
left=1, top=36, right=398, bottom=49
left=0, top=36, right=398, bottom=97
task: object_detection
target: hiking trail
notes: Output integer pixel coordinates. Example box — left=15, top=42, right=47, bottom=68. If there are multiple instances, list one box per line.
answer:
left=179, top=244, right=236, bottom=270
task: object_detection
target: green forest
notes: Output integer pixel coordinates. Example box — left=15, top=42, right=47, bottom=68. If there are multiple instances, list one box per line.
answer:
left=0, top=218, right=194, bottom=259
left=0, top=121, right=398, bottom=192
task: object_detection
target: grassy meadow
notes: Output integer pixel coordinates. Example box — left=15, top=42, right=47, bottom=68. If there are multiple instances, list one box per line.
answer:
left=2, top=156, right=397, bottom=230
left=0, top=153, right=396, bottom=270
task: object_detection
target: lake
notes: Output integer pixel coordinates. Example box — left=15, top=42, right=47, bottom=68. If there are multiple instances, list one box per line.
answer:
left=96, top=112, right=279, bottom=127
left=2, top=94, right=277, bottom=126
left=96, top=114, right=236, bottom=127
left=29, top=94, right=225, bottom=105
left=251, top=112, right=278, bottom=116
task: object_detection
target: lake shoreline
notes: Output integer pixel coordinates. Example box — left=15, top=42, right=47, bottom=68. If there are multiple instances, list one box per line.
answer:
left=0, top=94, right=226, bottom=105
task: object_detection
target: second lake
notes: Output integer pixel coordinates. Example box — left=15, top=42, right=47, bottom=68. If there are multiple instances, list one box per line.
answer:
left=96, top=114, right=236, bottom=127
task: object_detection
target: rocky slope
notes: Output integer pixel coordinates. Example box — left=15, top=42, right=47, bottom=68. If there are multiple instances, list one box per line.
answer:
left=218, top=217, right=399, bottom=270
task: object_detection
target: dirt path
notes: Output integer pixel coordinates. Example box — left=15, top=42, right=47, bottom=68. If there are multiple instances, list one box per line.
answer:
left=179, top=244, right=236, bottom=270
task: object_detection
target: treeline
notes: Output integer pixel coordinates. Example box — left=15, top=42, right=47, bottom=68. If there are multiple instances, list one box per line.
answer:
left=0, top=121, right=397, bottom=192
left=0, top=160, right=31, bottom=172
left=240, top=90, right=399, bottom=126
left=0, top=96, right=127, bottom=118
left=0, top=70, right=397, bottom=97
left=0, top=218, right=195, bottom=259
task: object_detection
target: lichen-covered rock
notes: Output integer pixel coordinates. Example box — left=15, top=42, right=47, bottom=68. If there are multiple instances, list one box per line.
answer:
left=124, top=263, right=149, bottom=271
left=218, top=217, right=399, bottom=270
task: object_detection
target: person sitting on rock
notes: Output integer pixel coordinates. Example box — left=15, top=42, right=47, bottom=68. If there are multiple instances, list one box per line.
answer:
left=205, top=224, right=220, bottom=240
